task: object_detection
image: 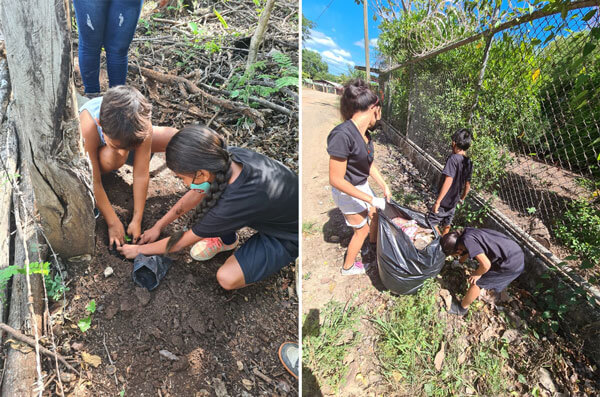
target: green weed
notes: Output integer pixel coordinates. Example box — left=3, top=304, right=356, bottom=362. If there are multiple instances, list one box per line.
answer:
left=302, top=300, right=362, bottom=393
left=302, top=220, right=318, bottom=234
left=372, top=280, right=511, bottom=395
left=45, top=272, right=69, bottom=302
left=78, top=299, right=97, bottom=333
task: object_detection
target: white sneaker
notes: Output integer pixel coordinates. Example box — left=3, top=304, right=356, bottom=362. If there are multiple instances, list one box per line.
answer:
left=340, top=261, right=366, bottom=275
left=190, top=236, right=238, bottom=261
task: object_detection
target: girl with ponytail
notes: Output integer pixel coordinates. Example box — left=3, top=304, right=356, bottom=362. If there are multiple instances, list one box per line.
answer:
left=118, top=125, right=298, bottom=290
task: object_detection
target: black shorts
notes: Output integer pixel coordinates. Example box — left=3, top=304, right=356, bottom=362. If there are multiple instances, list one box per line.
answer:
left=427, top=206, right=456, bottom=227
left=125, top=150, right=154, bottom=166
left=234, top=233, right=298, bottom=284
left=477, top=253, right=525, bottom=292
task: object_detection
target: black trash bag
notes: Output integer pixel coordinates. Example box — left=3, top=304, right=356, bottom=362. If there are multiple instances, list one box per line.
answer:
left=376, top=201, right=446, bottom=295
left=132, top=254, right=172, bottom=291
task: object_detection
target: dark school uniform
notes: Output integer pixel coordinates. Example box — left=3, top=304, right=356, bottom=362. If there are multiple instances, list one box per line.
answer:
left=461, top=228, right=524, bottom=292
left=326, top=120, right=374, bottom=185
left=191, top=147, right=298, bottom=284
left=428, top=153, right=473, bottom=226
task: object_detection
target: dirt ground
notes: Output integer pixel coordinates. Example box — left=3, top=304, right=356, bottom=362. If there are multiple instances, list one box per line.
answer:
left=301, top=89, right=600, bottom=396
left=54, top=153, right=298, bottom=396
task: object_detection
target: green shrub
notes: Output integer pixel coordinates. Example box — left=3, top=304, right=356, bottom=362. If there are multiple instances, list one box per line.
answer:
left=555, top=199, right=600, bottom=270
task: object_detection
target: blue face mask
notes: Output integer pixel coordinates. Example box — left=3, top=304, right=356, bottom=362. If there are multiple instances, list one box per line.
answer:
left=190, top=181, right=210, bottom=194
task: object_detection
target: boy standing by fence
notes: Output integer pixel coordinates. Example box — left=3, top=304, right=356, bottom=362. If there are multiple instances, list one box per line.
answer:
left=428, top=128, right=473, bottom=236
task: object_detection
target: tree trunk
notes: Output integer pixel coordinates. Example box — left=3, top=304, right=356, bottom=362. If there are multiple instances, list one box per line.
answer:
left=1, top=165, right=44, bottom=397
left=0, top=60, right=14, bottom=329
left=246, top=0, right=277, bottom=72
left=0, top=0, right=95, bottom=259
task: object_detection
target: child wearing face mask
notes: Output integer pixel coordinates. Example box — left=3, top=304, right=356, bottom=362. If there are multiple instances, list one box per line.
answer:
left=327, top=79, right=390, bottom=276
left=119, top=124, right=298, bottom=291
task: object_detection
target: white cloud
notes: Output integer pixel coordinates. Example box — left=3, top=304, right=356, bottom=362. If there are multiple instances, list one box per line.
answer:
left=332, top=48, right=351, bottom=58
left=305, top=29, right=337, bottom=48
left=322, top=50, right=355, bottom=67
left=353, top=37, right=379, bottom=48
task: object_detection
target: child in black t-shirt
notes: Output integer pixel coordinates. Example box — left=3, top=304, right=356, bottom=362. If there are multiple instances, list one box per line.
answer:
left=441, top=228, right=525, bottom=316
left=428, top=128, right=473, bottom=236
left=118, top=125, right=298, bottom=290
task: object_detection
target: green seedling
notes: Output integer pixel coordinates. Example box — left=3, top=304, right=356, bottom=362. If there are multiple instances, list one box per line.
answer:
left=78, top=299, right=97, bottom=333
left=124, top=235, right=132, bottom=243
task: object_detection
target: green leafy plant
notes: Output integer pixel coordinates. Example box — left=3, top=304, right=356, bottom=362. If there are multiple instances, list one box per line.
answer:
left=454, top=198, right=492, bottom=227
left=78, top=299, right=97, bottom=333
left=45, top=272, right=69, bottom=302
left=0, top=262, right=49, bottom=294
left=555, top=199, right=600, bottom=272
left=213, top=8, right=228, bottom=29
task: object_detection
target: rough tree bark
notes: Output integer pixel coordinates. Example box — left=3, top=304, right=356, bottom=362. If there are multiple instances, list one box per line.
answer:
left=0, top=0, right=95, bottom=258
left=1, top=162, right=45, bottom=397
left=246, top=0, right=277, bottom=72
left=0, top=60, right=14, bottom=328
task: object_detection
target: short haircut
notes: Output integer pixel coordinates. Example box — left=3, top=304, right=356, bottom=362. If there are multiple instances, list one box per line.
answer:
left=99, top=86, right=152, bottom=149
left=452, top=128, right=472, bottom=150
left=441, top=231, right=462, bottom=255
left=340, top=79, right=380, bottom=120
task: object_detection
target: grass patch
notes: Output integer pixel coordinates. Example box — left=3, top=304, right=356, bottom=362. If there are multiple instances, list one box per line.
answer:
left=303, top=220, right=318, bottom=235
left=393, top=189, right=423, bottom=207
left=372, top=279, right=512, bottom=396
left=302, top=299, right=362, bottom=393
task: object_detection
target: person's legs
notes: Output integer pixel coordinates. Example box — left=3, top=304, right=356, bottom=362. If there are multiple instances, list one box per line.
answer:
left=151, top=126, right=178, bottom=153
left=216, top=254, right=247, bottom=290
left=217, top=233, right=296, bottom=290
left=343, top=211, right=370, bottom=270
left=73, top=0, right=110, bottom=94
left=98, top=147, right=129, bottom=174
left=369, top=211, right=378, bottom=244
left=461, top=283, right=481, bottom=308
left=104, top=0, right=144, bottom=87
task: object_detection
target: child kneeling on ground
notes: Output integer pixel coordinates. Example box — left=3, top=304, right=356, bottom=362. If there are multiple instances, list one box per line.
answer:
left=80, top=86, right=177, bottom=246
left=118, top=125, right=298, bottom=290
left=441, top=228, right=525, bottom=316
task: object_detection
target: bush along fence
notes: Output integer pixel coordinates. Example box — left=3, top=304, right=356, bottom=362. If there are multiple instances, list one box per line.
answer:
left=376, top=1, right=600, bottom=365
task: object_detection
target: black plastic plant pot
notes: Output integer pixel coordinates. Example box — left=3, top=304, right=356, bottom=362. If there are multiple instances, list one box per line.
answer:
left=132, top=254, right=172, bottom=291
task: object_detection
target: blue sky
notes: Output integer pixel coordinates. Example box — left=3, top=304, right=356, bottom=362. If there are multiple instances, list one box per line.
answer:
left=303, top=0, right=381, bottom=76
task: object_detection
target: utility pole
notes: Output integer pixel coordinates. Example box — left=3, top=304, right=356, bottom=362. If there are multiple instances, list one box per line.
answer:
left=363, top=0, right=370, bottom=83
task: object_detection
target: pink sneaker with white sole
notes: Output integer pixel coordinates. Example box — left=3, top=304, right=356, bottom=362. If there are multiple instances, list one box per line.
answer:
left=190, top=237, right=238, bottom=261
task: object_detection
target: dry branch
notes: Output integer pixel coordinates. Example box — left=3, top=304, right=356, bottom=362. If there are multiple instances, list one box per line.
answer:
left=130, top=64, right=266, bottom=127
left=199, top=83, right=294, bottom=117
left=0, top=323, right=77, bottom=374
left=246, top=0, right=277, bottom=72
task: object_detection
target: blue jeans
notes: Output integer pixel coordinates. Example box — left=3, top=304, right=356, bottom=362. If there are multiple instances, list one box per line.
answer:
left=73, top=0, right=144, bottom=94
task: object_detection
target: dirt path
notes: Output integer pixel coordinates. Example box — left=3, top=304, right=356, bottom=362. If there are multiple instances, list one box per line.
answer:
left=301, top=89, right=393, bottom=396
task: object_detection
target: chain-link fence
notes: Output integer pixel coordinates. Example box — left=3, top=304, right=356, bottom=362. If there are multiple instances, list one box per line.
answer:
left=379, top=3, right=600, bottom=284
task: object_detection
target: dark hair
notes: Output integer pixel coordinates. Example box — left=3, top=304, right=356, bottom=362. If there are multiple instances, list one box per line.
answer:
left=340, top=79, right=380, bottom=120
left=441, top=230, right=464, bottom=255
left=99, top=85, right=152, bottom=149
left=452, top=128, right=472, bottom=150
left=164, top=125, right=232, bottom=253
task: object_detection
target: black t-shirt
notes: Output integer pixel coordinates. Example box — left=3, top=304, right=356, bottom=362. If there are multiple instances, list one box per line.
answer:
left=326, top=120, right=374, bottom=186
left=191, top=147, right=298, bottom=242
left=439, top=153, right=473, bottom=209
left=461, top=228, right=523, bottom=271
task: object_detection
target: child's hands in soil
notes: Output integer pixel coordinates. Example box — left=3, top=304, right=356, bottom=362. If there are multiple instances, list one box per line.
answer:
left=139, top=224, right=161, bottom=244
left=108, top=221, right=126, bottom=247
left=117, top=244, right=140, bottom=259
left=127, top=221, right=142, bottom=244
left=468, top=273, right=481, bottom=285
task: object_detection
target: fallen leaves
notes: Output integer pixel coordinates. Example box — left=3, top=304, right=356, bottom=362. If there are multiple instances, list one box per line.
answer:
left=81, top=351, right=102, bottom=368
left=434, top=342, right=446, bottom=371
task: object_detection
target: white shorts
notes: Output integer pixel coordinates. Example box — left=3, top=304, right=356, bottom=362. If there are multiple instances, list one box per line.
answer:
left=332, top=181, right=374, bottom=228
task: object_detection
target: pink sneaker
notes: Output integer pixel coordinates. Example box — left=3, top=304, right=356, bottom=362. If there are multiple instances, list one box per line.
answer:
left=190, top=237, right=238, bottom=261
